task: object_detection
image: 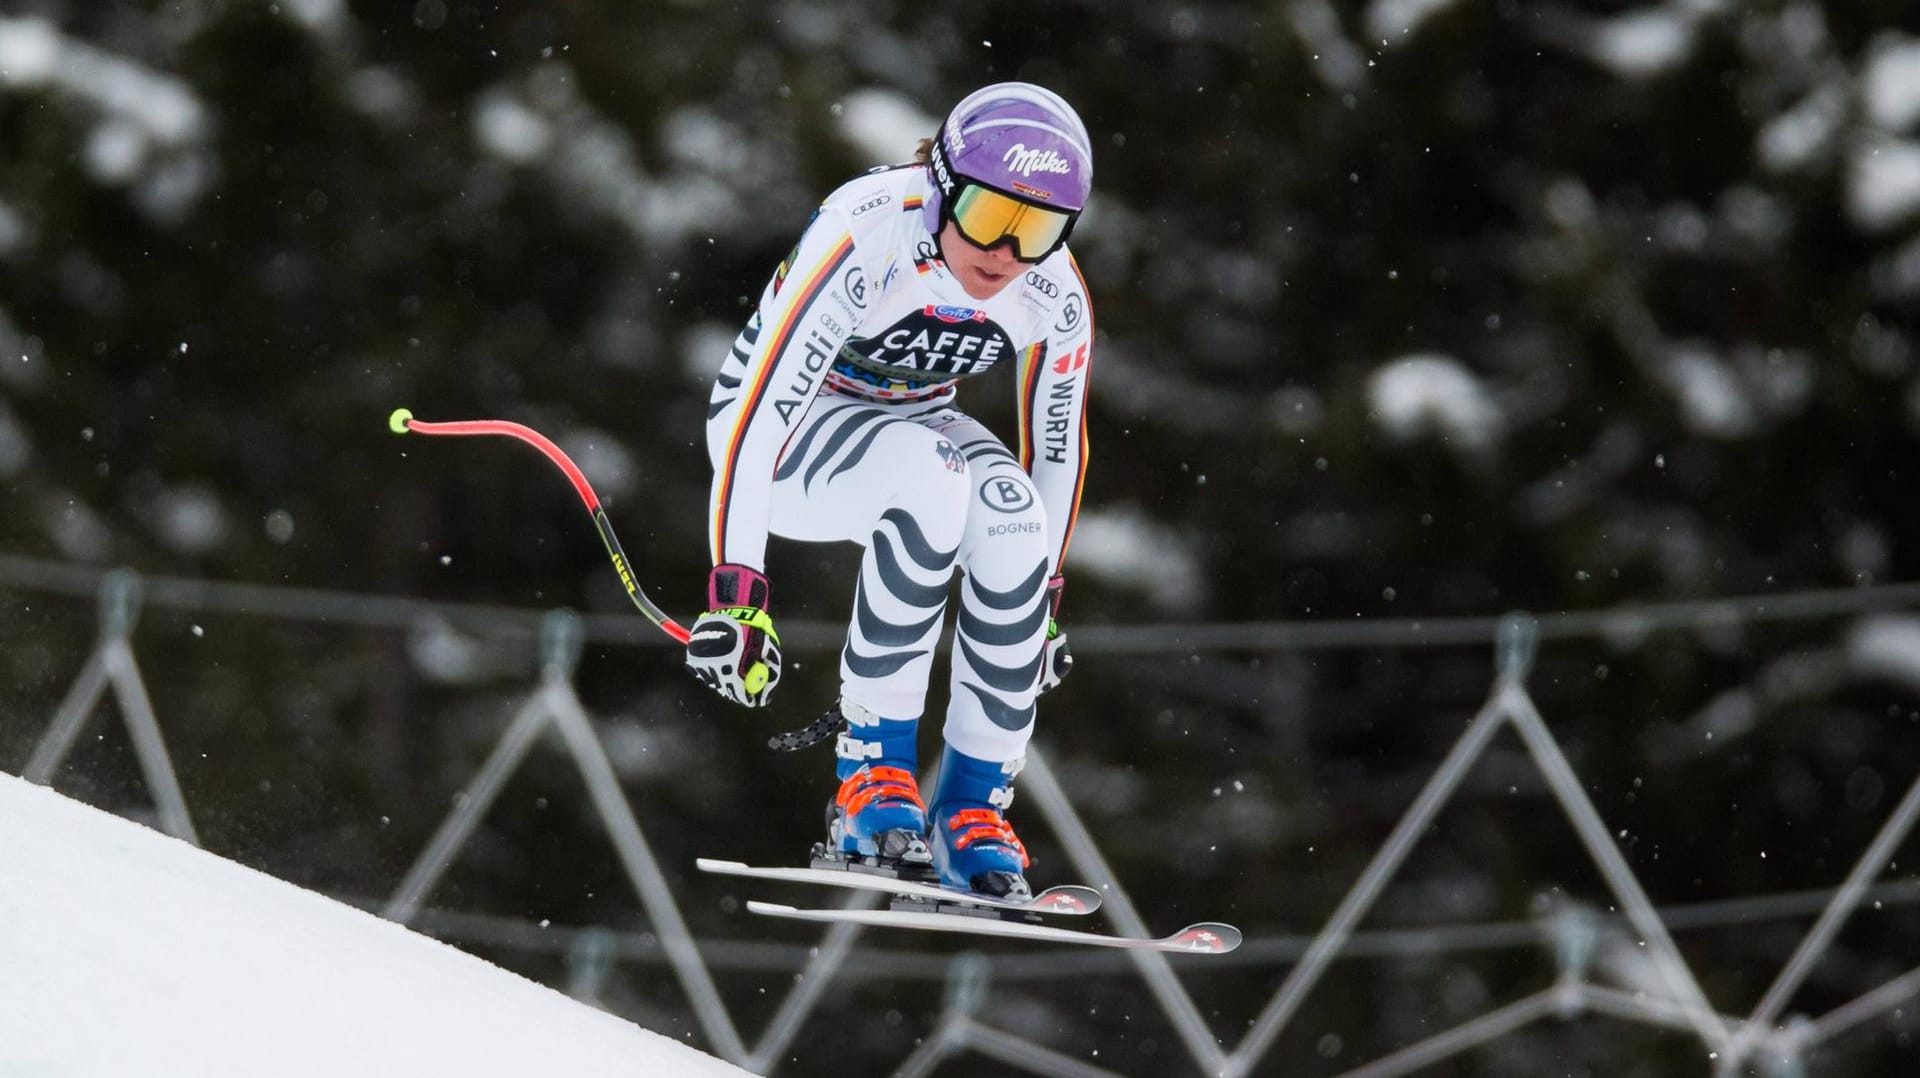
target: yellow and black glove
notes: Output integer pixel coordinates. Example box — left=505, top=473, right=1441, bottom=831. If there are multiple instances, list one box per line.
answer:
left=685, top=564, right=782, bottom=708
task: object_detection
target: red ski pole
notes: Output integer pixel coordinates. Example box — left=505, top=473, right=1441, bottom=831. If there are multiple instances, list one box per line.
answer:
left=387, top=408, right=691, bottom=645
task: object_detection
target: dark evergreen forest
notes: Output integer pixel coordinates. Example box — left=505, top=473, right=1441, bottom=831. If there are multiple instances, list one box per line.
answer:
left=3, top=2, right=1919, bottom=1074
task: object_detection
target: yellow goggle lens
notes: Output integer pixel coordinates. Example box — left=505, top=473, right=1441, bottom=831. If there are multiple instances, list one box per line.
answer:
left=950, top=185, right=1075, bottom=262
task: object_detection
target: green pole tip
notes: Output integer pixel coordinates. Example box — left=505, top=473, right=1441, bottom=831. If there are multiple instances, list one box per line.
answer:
left=388, top=407, right=413, bottom=434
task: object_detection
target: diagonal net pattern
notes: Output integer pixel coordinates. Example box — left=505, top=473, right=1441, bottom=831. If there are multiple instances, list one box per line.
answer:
left=5, top=557, right=1920, bottom=1076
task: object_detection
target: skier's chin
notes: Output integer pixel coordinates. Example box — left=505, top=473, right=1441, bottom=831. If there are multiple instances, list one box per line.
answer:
left=960, top=266, right=1014, bottom=299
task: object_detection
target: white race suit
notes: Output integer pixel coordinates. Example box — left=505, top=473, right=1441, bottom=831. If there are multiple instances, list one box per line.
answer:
left=704, top=163, right=1093, bottom=764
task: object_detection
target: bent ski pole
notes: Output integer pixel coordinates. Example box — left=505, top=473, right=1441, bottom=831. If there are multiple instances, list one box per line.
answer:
left=386, top=408, right=691, bottom=645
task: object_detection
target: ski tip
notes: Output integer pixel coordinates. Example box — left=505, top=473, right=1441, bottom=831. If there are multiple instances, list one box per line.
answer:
left=694, top=858, right=745, bottom=873
left=387, top=407, right=414, bottom=434
left=1170, top=923, right=1242, bottom=954
left=746, top=900, right=800, bottom=917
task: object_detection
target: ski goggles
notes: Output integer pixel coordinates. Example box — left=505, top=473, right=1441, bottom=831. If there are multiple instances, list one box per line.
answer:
left=948, top=183, right=1079, bottom=263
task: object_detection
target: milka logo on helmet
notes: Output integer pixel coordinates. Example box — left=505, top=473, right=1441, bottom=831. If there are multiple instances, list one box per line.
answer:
left=1002, top=144, right=1073, bottom=177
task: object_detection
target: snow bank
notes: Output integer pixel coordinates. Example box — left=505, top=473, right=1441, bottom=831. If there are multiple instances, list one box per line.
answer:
left=0, top=772, right=750, bottom=1078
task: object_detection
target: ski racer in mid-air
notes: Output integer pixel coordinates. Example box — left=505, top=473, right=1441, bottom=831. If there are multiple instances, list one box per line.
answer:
left=684, top=82, right=1096, bottom=900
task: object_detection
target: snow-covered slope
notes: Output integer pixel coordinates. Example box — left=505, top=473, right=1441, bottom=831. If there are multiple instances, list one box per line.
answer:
left=0, top=772, right=750, bottom=1078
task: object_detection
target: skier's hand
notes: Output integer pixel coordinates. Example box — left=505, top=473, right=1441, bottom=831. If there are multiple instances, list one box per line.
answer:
left=686, top=564, right=782, bottom=708
left=1039, top=574, right=1073, bottom=695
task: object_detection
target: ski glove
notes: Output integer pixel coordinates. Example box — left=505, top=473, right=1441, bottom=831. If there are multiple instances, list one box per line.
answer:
left=1038, top=573, right=1073, bottom=695
left=686, top=564, right=782, bottom=708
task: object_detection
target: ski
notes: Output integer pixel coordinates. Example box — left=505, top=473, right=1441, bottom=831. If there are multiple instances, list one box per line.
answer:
left=744, top=900, right=1242, bottom=954
left=696, top=857, right=1102, bottom=915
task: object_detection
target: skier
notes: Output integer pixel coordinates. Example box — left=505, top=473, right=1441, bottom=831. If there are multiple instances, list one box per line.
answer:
left=686, top=82, right=1095, bottom=900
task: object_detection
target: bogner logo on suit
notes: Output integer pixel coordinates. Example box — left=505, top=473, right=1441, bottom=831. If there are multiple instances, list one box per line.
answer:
left=981, top=476, right=1035, bottom=514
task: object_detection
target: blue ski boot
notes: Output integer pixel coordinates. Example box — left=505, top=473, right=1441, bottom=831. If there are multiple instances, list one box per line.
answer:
left=928, top=745, right=1031, bottom=900
left=827, top=700, right=931, bottom=868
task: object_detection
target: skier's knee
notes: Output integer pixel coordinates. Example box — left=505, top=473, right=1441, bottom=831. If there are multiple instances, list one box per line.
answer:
left=968, top=470, right=1048, bottom=564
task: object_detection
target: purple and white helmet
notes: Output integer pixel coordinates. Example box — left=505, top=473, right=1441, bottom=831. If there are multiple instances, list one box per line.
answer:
left=924, top=82, right=1094, bottom=237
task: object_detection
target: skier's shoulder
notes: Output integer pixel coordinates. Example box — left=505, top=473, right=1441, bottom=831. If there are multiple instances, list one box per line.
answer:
left=1012, top=246, right=1091, bottom=331
left=818, top=164, right=929, bottom=238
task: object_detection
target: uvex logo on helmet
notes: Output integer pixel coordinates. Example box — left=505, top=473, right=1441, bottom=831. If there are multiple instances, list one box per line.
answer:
left=1002, top=144, right=1073, bottom=177
left=930, top=140, right=957, bottom=196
